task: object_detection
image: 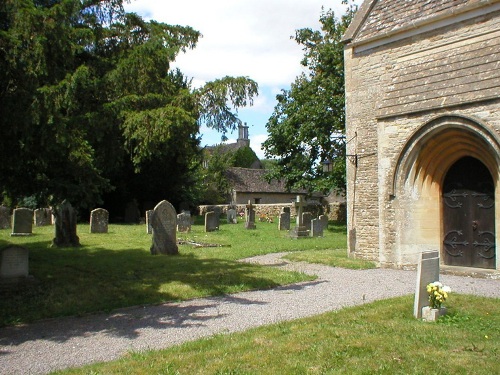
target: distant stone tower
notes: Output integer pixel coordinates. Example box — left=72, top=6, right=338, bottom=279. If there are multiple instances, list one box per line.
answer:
left=237, top=123, right=250, bottom=147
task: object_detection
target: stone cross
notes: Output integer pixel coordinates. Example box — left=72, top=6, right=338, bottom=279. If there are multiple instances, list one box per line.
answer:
left=245, top=200, right=256, bottom=229
left=290, top=196, right=308, bottom=238
left=150, top=200, right=178, bottom=255
left=90, top=208, right=109, bottom=233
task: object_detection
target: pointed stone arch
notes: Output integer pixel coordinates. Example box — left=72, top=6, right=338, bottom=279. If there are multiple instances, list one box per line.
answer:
left=390, top=115, right=500, bottom=269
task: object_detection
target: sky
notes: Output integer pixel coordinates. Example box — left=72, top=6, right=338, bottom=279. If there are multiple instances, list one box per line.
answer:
left=124, top=0, right=356, bottom=159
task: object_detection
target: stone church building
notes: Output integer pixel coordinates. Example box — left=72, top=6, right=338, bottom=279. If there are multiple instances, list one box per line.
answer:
left=343, top=0, right=500, bottom=270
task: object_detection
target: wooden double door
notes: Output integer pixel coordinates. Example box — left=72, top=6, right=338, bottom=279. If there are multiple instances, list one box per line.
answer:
left=442, top=157, right=496, bottom=269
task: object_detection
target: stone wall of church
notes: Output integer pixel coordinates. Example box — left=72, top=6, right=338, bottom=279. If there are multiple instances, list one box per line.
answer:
left=345, top=8, right=500, bottom=267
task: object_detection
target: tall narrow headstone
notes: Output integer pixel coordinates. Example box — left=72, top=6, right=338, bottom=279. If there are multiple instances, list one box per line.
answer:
left=150, top=200, right=178, bottom=255
left=52, top=201, right=80, bottom=247
left=226, top=208, right=237, bottom=224
left=177, top=211, right=191, bottom=232
left=205, top=211, right=218, bottom=232
left=0, top=205, right=11, bottom=229
left=278, top=207, right=290, bottom=231
left=146, top=210, right=153, bottom=234
left=90, top=208, right=109, bottom=233
left=290, top=196, right=308, bottom=238
left=414, top=250, right=440, bottom=318
left=34, top=208, right=52, bottom=226
left=1, top=246, right=29, bottom=282
left=310, top=218, right=324, bottom=237
left=302, top=212, right=312, bottom=231
left=319, top=215, right=328, bottom=231
left=245, top=200, right=256, bottom=230
left=11, top=208, right=33, bottom=236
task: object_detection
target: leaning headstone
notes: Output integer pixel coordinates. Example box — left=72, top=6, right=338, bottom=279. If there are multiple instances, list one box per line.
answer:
left=52, top=200, right=80, bottom=247
left=11, top=208, right=33, bottom=236
left=34, top=208, right=52, bottom=226
left=413, top=250, right=440, bottom=319
left=0, top=246, right=29, bottom=283
left=302, top=212, right=312, bottom=231
left=310, top=218, right=324, bottom=237
left=177, top=211, right=192, bottom=232
left=290, top=196, right=308, bottom=238
left=205, top=211, right=218, bottom=232
left=146, top=210, right=153, bottom=234
left=226, top=208, right=237, bottom=224
left=245, top=200, right=256, bottom=230
left=278, top=208, right=290, bottom=231
left=90, top=208, right=109, bottom=233
left=150, top=200, right=178, bottom=255
left=0, top=205, right=11, bottom=229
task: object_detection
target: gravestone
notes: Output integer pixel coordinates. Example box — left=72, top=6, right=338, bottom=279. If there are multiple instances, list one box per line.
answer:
left=52, top=200, right=80, bottom=247
left=0, top=246, right=29, bottom=282
left=278, top=207, right=290, bottom=231
left=290, top=196, right=308, bottom=238
left=319, top=215, right=328, bottom=231
left=205, top=211, right=218, bottom=232
left=226, top=208, right=237, bottom=224
left=302, top=212, right=312, bottom=231
left=34, top=208, right=52, bottom=226
left=146, top=210, right=153, bottom=234
left=11, top=208, right=33, bottom=236
left=0, top=205, right=10, bottom=229
left=413, top=250, right=440, bottom=319
left=177, top=211, right=192, bottom=232
left=310, top=218, right=324, bottom=237
left=150, top=200, right=178, bottom=255
left=90, top=208, right=109, bottom=234
left=124, top=200, right=140, bottom=223
left=245, top=200, right=256, bottom=230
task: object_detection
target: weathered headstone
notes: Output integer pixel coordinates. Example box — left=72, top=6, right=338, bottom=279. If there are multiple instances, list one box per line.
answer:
left=11, top=208, right=33, bottom=236
left=34, top=208, right=52, bottom=227
left=413, top=250, right=440, bottom=319
left=90, top=208, right=109, bottom=234
left=278, top=207, right=290, bottom=231
left=0, top=246, right=29, bottom=282
left=177, top=211, right=192, bottom=232
left=205, top=211, right=218, bottom=232
left=146, top=210, right=153, bottom=234
left=245, top=200, right=256, bottom=230
left=310, top=218, right=324, bottom=237
left=290, top=196, right=308, bottom=238
left=52, top=200, right=80, bottom=247
left=124, top=200, right=140, bottom=223
left=226, top=208, right=237, bottom=224
left=150, top=200, right=178, bottom=255
left=302, top=212, right=312, bottom=231
left=0, top=205, right=11, bottom=229
left=319, top=215, right=328, bottom=231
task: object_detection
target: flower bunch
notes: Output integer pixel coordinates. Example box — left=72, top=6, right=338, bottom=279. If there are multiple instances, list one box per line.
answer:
left=426, top=281, right=451, bottom=309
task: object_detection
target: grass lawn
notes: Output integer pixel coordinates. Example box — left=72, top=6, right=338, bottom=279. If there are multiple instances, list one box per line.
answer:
left=54, top=294, right=500, bottom=375
left=0, top=218, right=371, bottom=326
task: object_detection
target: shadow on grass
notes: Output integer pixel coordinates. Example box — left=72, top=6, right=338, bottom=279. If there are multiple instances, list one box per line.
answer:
left=0, top=240, right=297, bottom=331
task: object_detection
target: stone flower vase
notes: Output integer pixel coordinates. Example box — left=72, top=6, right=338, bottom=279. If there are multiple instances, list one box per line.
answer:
left=422, top=306, right=447, bottom=322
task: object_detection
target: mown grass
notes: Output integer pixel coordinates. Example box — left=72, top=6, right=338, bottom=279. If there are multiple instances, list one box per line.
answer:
left=0, top=218, right=369, bottom=326
left=53, top=294, right=500, bottom=375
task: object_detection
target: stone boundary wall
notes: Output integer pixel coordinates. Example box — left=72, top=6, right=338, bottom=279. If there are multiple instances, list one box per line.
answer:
left=198, top=202, right=346, bottom=222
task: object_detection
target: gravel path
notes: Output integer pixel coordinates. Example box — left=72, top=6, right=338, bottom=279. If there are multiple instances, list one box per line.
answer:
left=1, top=252, right=499, bottom=375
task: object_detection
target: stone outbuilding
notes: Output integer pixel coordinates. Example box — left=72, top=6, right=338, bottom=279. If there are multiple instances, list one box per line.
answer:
left=343, top=0, right=500, bottom=270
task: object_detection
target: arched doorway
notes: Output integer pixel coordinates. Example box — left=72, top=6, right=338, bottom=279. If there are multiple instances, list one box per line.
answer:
left=442, top=156, right=496, bottom=269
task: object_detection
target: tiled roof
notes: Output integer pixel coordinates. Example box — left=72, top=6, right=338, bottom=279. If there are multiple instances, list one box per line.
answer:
left=344, top=0, right=491, bottom=44
left=226, top=167, right=305, bottom=194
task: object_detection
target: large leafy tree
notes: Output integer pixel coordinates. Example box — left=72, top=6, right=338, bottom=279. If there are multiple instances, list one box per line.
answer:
left=0, top=0, right=257, bottom=211
left=262, top=4, right=356, bottom=194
